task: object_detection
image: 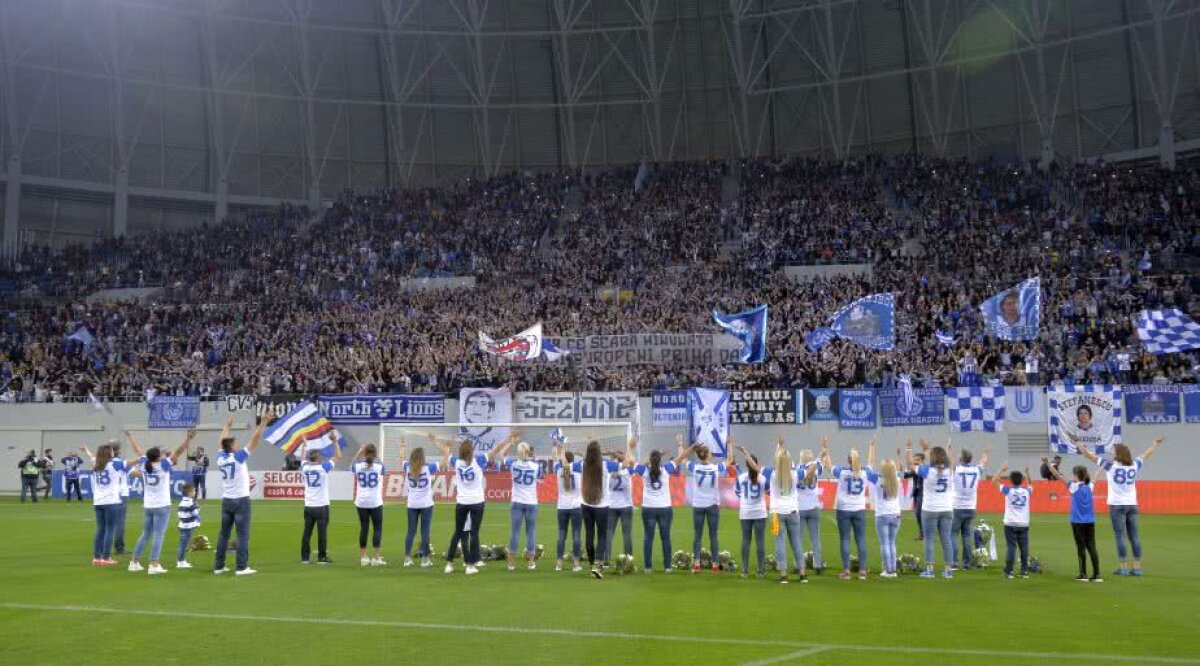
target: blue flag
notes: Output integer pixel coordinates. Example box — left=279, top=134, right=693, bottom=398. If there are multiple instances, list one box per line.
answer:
left=541, top=338, right=567, bottom=362
left=979, top=277, right=1040, bottom=341
left=805, top=327, right=837, bottom=352
left=935, top=330, right=955, bottom=347
left=828, top=293, right=895, bottom=350
left=713, top=304, right=768, bottom=363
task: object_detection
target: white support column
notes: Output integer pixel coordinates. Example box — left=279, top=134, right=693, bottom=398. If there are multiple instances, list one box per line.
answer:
left=113, top=168, right=129, bottom=238
left=1151, top=0, right=1175, bottom=168
left=3, top=156, right=20, bottom=254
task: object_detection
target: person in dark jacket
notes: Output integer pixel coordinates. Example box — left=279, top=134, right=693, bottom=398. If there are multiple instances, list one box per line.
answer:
left=18, top=451, right=42, bottom=503
left=902, top=449, right=925, bottom=540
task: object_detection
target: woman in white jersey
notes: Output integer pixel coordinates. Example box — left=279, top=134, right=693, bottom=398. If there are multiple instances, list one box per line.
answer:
left=503, top=441, right=545, bottom=571
left=832, top=439, right=872, bottom=580
left=400, top=439, right=439, bottom=567
left=1076, top=437, right=1163, bottom=576
left=442, top=433, right=516, bottom=576
left=300, top=446, right=340, bottom=564
left=353, top=443, right=386, bottom=566
left=950, top=446, right=989, bottom=570
left=764, top=438, right=814, bottom=584
left=633, top=447, right=684, bottom=573
left=991, top=463, right=1033, bottom=578
left=80, top=443, right=125, bottom=566
left=797, top=439, right=829, bottom=574
left=214, top=416, right=271, bottom=576
left=578, top=440, right=620, bottom=579
left=867, top=452, right=903, bottom=578
left=125, top=429, right=194, bottom=574
left=552, top=444, right=583, bottom=572
left=910, top=438, right=955, bottom=579
left=604, top=439, right=638, bottom=561
left=732, top=448, right=768, bottom=578
left=685, top=442, right=728, bottom=574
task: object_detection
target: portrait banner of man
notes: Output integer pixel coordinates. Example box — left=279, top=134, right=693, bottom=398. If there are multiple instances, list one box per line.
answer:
left=457, top=388, right=513, bottom=452
left=980, top=277, right=1041, bottom=341
left=1047, top=384, right=1122, bottom=455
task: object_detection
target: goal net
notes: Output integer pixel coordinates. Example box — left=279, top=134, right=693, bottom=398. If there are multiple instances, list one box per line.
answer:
left=377, top=422, right=635, bottom=466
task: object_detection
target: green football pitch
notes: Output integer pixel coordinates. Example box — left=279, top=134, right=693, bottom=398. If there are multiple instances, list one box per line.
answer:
left=1, top=499, right=1197, bottom=665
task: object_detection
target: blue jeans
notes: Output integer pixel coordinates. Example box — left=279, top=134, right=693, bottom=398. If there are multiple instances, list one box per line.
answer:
left=774, top=512, right=804, bottom=573
left=922, top=511, right=954, bottom=566
left=93, top=504, right=120, bottom=559
left=875, top=514, right=900, bottom=573
left=114, top=500, right=128, bottom=551
left=1004, top=525, right=1029, bottom=574
left=740, top=518, right=766, bottom=574
left=177, top=527, right=194, bottom=562
left=1110, top=505, right=1142, bottom=560
left=405, top=506, right=432, bottom=556
left=215, top=497, right=252, bottom=571
left=798, top=508, right=824, bottom=568
left=951, top=508, right=976, bottom=567
left=605, top=506, right=634, bottom=557
left=133, top=506, right=172, bottom=562
left=641, top=507, right=672, bottom=570
left=692, top=505, right=720, bottom=558
left=837, top=509, right=867, bottom=572
left=509, top=503, right=538, bottom=554
left=557, top=508, right=582, bottom=561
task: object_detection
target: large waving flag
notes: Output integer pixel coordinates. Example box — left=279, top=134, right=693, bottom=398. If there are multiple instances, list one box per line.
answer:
left=264, top=400, right=343, bottom=455
left=541, top=338, right=568, bottom=362
left=979, top=277, right=1040, bottom=341
left=712, top=304, right=768, bottom=363
left=1135, top=309, right=1200, bottom=355
left=935, top=330, right=956, bottom=347
left=808, top=293, right=895, bottom=351
left=66, top=324, right=95, bottom=351
left=479, top=322, right=544, bottom=362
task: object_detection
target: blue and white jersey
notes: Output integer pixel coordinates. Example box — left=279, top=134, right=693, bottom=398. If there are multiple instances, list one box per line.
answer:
left=353, top=461, right=386, bottom=509
left=217, top=449, right=251, bottom=499
left=735, top=471, right=768, bottom=520
left=1068, top=481, right=1095, bottom=524
left=687, top=461, right=726, bottom=508
left=450, top=454, right=489, bottom=505
left=138, top=457, right=174, bottom=509
left=608, top=465, right=633, bottom=509
left=553, top=462, right=583, bottom=510
left=573, top=460, right=620, bottom=508
left=795, top=461, right=823, bottom=511
left=866, top=470, right=902, bottom=517
left=1099, top=457, right=1143, bottom=506
left=951, top=464, right=985, bottom=510
left=503, top=457, right=544, bottom=506
left=92, top=459, right=127, bottom=506
left=177, top=496, right=201, bottom=530
left=301, top=461, right=334, bottom=507
left=402, top=461, right=439, bottom=509
left=633, top=462, right=676, bottom=509
left=61, top=455, right=83, bottom=479
left=832, top=465, right=870, bottom=512
left=763, top=466, right=797, bottom=514
left=1002, top=485, right=1032, bottom=526
left=918, top=465, right=954, bottom=512
left=117, top=459, right=130, bottom=499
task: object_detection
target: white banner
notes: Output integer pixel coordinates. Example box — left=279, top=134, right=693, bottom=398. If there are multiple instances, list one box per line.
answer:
left=551, top=333, right=741, bottom=368
left=515, top=391, right=639, bottom=423
left=1008, top=386, right=1047, bottom=423
left=458, top=388, right=514, bottom=452
left=1048, top=385, right=1122, bottom=455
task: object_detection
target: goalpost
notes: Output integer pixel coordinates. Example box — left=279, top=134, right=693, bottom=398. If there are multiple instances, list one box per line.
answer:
left=376, top=421, right=636, bottom=469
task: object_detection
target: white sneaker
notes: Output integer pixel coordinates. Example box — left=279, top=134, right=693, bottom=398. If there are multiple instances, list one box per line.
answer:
left=361, top=557, right=370, bottom=567
left=420, top=557, right=432, bottom=568
left=214, top=568, right=230, bottom=575
left=371, top=558, right=387, bottom=567
left=176, top=561, right=192, bottom=570
left=527, top=561, right=537, bottom=571
left=403, top=558, right=414, bottom=567
left=476, top=560, right=487, bottom=567
left=507, top=564, right=516, bottom=572
left=444, top=562, right=454, bottom=574
left=465, top=565, right=479, bottom=576
left=571, top=565, right=583, bottom=573
left=555, top=563, right=563, bottom=571
left=128, top=561, right=144, bottom=572
left=235, top=568, right=257, bottom=576
left=147, top=564, right=168, bottom=576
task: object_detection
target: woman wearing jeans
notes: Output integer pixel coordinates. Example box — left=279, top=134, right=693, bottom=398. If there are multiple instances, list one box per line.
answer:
left=796, top=442, right=828, bottom=573
left=401, top=440, right=438, bottom=567
left=124, top=430, right=193, bottom=575
left=732, top=449, right=768, bottom=578
left=552, top=446, right=583, bottom=572
left=604, top=440, right=638, bottom=561
left=760, top=438, right=814, bottom=584
left=832, top=439, right=872, bottom=580
left=81, top=443, right=124, bottom=566
left=1077, top=437, right=1163, bottom=576
left=909, top=438, right=955, bottom=579
left=950, top=447, right=989, bottom=569
left=634, top=448, right=681, bottom=573
left=868, top=455, right=903, bottom=578
left=578, top=441, right=620, bottom=579
left=684, top=440, right=728, bottom=574
left=503, top=441, right=545, bottom=571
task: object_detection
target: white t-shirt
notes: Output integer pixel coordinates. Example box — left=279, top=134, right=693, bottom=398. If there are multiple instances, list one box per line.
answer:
left=633, top=462, right=676, bottom=509
left=553, top=462, right=582, bottom=510
left=1100, top=457, right=1143, bottom=506
left=91, top=459, right=127, bottom=506
left=402, top=461, right=439, bottom=509
left=866, top=469, right=902, bottom=517
left=301, top=461, right=333, bottom=507
left=1002, top=485, right=1032, bottom=526
left=736, top=471, right=768, bottom=520
left=574, top=460, right=620, bottom=508
left=951, top=464, right=985, bottom=510
left=608, top=466, right=633, bottom=509
left=766, top=466, right=798, bottom=514
left=138, top=457, right=174, bottom=509
left=687, top=461, right=726, bottom=508
left=217, top=449, right=251, bottom=499
left=451, top=454, right=488, bottom=505
left=353, top=461, right=386, bottom=509
left=504, top=458, right=543, bottom=506
left=117, top=460, right=130, bottom=499
left=832, top=465, right=870, bottom=512
left=795, top=462, right=823, bottom=511
left=918, top=465, right=954, bottom=512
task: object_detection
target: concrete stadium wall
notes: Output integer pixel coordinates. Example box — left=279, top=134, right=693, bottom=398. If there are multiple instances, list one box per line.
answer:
left=1, top=398, right=1193, bottom=493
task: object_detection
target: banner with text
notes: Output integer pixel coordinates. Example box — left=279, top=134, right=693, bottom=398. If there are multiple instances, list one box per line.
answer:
left=729, top=389, right=800, bottom=425
left=839, top=389, right=877, bottom=429
left=225, top=394, right=306, bottom=419
left=1048, top=385, right=1122, bottom=455
left=551, top=333, right=742, bottom=368
left=1123, top=385, right=1181, bottom=425
left=316, top=393, right=445, bottom=424
left=879, top=387, right=946, bottom=427
left=652, top=390, right=688, bottom=427
left=515, top=391, right=639, bottom=423
left=148, top=396, right=200, bottom=429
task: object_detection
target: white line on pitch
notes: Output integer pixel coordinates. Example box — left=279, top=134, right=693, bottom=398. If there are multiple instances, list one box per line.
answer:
left=1, top=603, right=1197, bottom=664
left=738, top=647, right=830, bottom=665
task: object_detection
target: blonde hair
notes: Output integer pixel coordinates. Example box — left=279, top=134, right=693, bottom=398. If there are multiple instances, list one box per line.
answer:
left=775, top=448, right=793, bottom=497
left=849, top=449, right=862, bottom=476
left=880, top=459, right=899, bottom=499
left=798, top=449, right=814, bottom=464
left=517, top=442, right=532, bottom=459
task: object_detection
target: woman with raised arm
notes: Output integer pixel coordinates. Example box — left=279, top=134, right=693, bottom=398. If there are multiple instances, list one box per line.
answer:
left=733, top=445, right=768, bottom=579
left=443, top=431, right=516, bottom=576
left=578, top=440, right=620, bottom=579
left=552, top=440, right=584, bottom=572
left=299, top=444, right=340, bottom=565
left=793, top=437, right=829, bottom=575
left=633, top=439, right=687, bottom=574
left=401, top=436, right=439, bottom=568
left=503, top=439, right=546, bottom=571
left=604, top=438, right=638, bottom=562
left=866, top=443, right=903, bottom=578
left=213, top=415, right=272, bottom=576
left=764, top=438, right=805, bottom=584
left=353, top=442, right=387, bottom=566
left=1076, top=436, right=1163, bottom=576
left=991, top=462, right=1033, bottom=579
left=950, top=445, right=990, bottom=570
left=910, top=438, right=955, bottom=579
left=685, top=440, right=729, bottom=574
left=833, top=437, right=872, bottom=580
left=80, top=443, right=125, bottom=566
left=126, top=429, right=194, bottom=575
left=1043, top=455, right=1101, bottom=582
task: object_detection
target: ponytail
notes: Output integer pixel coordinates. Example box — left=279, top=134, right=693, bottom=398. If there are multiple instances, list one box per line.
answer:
left=747, top=455, right=759, bottom=485
left=144, top=447, right=162, bottom=477
left=561, top=451, right=575, bottom=491
left=649, top=450, right=662, bottom=485
left=364, top=443, right=378, bottom=469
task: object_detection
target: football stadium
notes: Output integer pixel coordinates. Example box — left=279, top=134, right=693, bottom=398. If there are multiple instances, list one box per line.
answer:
left=2, top=1, right=1200, bottom=664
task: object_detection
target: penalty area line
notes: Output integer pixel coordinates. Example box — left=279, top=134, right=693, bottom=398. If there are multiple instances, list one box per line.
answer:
left=1, top=603, right=1197, bottom=664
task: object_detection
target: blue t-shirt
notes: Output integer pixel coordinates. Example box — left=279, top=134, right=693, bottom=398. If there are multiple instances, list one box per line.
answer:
left=1068, top=481, right=1095, bottom=524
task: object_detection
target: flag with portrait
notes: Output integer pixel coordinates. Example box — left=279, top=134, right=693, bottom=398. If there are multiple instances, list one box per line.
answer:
left=1047, top=384, right=1122, bottom=455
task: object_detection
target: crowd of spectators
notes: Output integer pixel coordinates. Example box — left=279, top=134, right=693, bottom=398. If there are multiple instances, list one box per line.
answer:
left=0, top=155, right=1197, bottom=400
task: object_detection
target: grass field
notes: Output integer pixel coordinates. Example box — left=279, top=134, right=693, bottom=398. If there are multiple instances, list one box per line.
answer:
left=1, top=498, right=1198, bottom=665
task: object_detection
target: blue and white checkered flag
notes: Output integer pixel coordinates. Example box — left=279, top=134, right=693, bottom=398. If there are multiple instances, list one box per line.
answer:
left=947, top=386, right=1005, bottom=432
left=1135, top=309, right=1200, bottom=355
